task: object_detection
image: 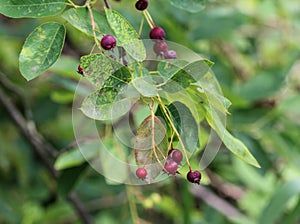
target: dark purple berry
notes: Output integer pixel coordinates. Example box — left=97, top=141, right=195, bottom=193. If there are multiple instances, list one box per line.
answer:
left=164, top=50, right=177, bottom=59
left=187, top=170, right=201, bottom=184
left=164, top=160, right=178, bottom=175
left=77, top=64, right=83, bottom=75
left=101, top=35, right=117, bottom=50
left=150, top=27, right=166, bottom=40
left=153, top=41, right=168, bottom=56
left=135, top=0, right=148, bottom=11
left=136, top=167, right=147, bottom=180
left=170, top=149, right=183, bottom=164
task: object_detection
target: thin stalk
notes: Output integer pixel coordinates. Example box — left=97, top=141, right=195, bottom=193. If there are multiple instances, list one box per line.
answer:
left=126, top=186, right=140, bottom=224
left=138, top=16, right=145, bottom=37
left=87, top=2, right=103, bottom=52
left=156, top=95, right=191, bottom=170
left=149, top=101, right=166, bottom=171
left=142, top=10, right=155, bottom=29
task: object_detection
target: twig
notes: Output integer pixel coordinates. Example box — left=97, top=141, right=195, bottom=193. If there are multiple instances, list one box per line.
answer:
left=68, top=193, right=93, bottom=224
left=0, top=86, right=59, bottom=178
left=0, top=84, right=93, bottom=224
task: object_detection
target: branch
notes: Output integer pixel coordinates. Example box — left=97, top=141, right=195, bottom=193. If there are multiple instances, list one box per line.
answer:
left=0, top=86, right=58, bottom=178
left=68, top=193, right=93, bottom=224
left=0, top=82, right=93, bottom=224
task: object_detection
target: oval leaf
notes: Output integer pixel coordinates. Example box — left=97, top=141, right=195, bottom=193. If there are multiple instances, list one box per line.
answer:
left=0, top=0, right=66, bottom=18
left=168, top=101, right=199, bottom=152
left=205, top=105, right=260, bottom=168
left=62, top=8, right=113, bottom=40
left=169, top=0, right=207, bottom=13
left=105, top=8, right=146, bottom=62
left=19, top=22, right=66, bottom=81
left=80, top=54, right=128, bottom=88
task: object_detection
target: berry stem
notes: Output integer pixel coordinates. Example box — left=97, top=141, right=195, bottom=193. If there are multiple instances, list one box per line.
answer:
left=103, top=0, right=111, bottom=9
left=156, top=95, right=192, bottom=170
left=138, top=16, right=145, bottom=37
left=87, top=1, right=103, bottom=52
left=142, top=10, right=155, bottom=29
left=149, top=101, right=167, bottom=172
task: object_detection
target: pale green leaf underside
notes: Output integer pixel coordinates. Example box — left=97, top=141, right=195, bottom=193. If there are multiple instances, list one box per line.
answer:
left=0, top=0, right=66, bottom=18
left=62, top=8, right=113, bottom=40
left=19, top=22, right=66, bottom=81
left=205, top=105, right=260, bottom=168
left=105, top=8, right=146, bottom=62
left=169, top=0, right=207, bottom=13
left=54, top=144, right=99, bottom=170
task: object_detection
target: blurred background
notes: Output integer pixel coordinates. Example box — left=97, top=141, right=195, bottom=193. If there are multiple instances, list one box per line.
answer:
left=0, top=0, right=300, bottom=223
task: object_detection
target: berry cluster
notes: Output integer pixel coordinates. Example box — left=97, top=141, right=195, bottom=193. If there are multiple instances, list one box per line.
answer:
left=136, top=148, right=201, bottom=184
left=149, top=27, right=177, bottom=59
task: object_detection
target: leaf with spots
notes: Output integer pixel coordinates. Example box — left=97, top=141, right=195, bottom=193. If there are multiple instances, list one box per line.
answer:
left=62, top=8, right=113, bottom=40
left=105, top=8, right=146, bottom=62
left=80, top=54, right=131, bottom=89
left=19, top=22, right=66, bottom=81
left=80, top=66, right=134, bottom=120
left=0, top=0, right=66, bottom=18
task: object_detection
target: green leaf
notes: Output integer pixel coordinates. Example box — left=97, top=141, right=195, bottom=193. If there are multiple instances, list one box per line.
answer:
left=169, top=0, right=207, bottom=13
left=0, top=0, right=66, bottom=18
left=169, top=59, right=213, bottom=89
left=19, top=22, right=66, bottom=81
left=62, top=8, right=113, bottom=40
left=168, top=101, right=199, bottom=152
left=80, top=66, right=133, bottom=120
left=134, top=116, right=168, bottom=181
left=133, top=77, right=158, bottom=97
left=105, top=8, right=146, bottom=62
left=205, top=105, right=260, bottom=168
left=57, top=164, right=88, bottom=197
left=259, top=179, right=300, bottom=224
left=80, top=53, right=129, bottom=89
left=54, top=144, right=99, bottom=170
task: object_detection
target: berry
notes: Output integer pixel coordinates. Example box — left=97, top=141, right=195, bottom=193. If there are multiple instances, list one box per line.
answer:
left=153, top=41, right=168, bottom=56
left=164, top=50, right=177, bottom=59
left=164, top=160, right=178, bottom=175
left=187, top=170, right=201, bottom=184
left=170, top=149, right=183, bottom=164
left=150, top=27, right=166, bottom=40
left=77, top=64, right=83, bottom=75
left=101, top=35, right=117, bottom=50
left=136, top=168, right=147, bottom=180
left=135, top=0, right=148, bottom=11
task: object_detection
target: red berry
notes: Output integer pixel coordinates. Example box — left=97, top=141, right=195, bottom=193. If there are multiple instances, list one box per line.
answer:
left=77, top=64, right=83, bottom=75
left=101, top=35, right=117, bottom=50
left=153, top=41, right=168, bottom=56
left=164, top=50, right=177, bottom=59
left=170, top=149, right=183, bottom=164
left=150, top=27, right=166, bottom=40
left=164, top=160, right=178, bottom=175
left=136, top=168, right=147, bottom=179
left=187, top=170, right=201, bottom=184
left=135, top=0, right=148, bottom=11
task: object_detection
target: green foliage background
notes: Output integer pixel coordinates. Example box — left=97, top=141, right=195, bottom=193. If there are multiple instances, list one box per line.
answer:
left=0, top=0, right=300, bottom=223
